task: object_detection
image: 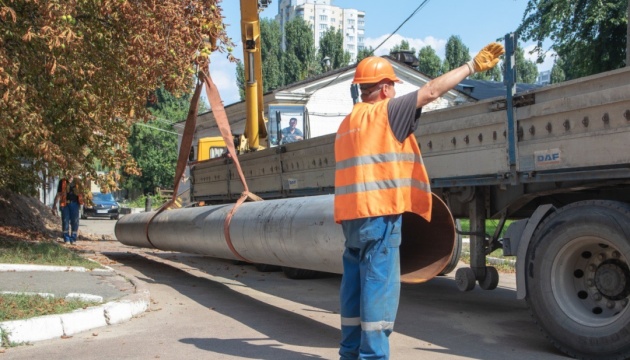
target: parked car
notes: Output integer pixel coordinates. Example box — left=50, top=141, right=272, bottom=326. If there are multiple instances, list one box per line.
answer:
left=81, top=192, right=119, bottom=220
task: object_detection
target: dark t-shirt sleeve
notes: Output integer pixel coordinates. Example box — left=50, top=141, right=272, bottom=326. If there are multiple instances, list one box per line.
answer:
left=387, top=90, right=422, bottom=143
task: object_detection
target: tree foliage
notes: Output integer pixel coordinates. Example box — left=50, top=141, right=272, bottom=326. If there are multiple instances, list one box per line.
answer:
left=417, top=46, right=442, bottom=78
left=259, top=18, right=283, bottom=91
left=356, top=46, right=375, bottom=62
left=515, top=45, right=538, bottom=83
left=517, top=0, right=628, bottom=80
left=283, top=17, right=315, bottom=81
left=122, top=87, right=208, bottom=195
left=443, top=35, right=471, bottom=72
left=390, top=39, right=416, bottom=55
left=550, top=57, right=566, bottom=84
left=123, top=119, right=177, bottom=195
left=471, top=65, right=503, bottom=81
left=318, top=27, right=351, bottom=71
left=0, top=0, right=234, bottom=193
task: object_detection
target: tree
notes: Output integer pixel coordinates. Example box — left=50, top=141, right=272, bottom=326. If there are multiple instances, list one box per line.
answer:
left=122, top=87, right=208, bottom=195
left=357, top=46, right=375, bottom=62
left=259, top=18, right=283, bottom=92
left=443, top=35, right=471, bottom=73
left=283, top=17, right=316, bottom=81
left=148, top=87, right=208, bottom=124
left=550, top=57, right=566, bottom=84
left=0, top=0, right=234, bottom=193
left=417, top=46, right=442, bottom=78
left=471, top=65, right=503, bottom=81
left=517, top=0, right=628, bottom=80
left=318, top=27, right=351, bottom=71
left=124, top=119, right=177, bottom=195
left=515, top=45, right=538, bottom=83
left=390, top=40, right=416, bottom=55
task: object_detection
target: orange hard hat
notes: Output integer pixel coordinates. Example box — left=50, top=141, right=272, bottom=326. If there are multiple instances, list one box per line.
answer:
left=353, top=56, right=401, bottom=84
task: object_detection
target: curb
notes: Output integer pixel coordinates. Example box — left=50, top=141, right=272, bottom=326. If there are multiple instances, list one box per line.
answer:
left=0, top=265, right=150, bottom=346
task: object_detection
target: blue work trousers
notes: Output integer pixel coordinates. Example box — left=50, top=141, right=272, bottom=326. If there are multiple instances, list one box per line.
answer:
left=61, top=202, right=80, bottom=242
left=339, top=215, right=402, bottom=360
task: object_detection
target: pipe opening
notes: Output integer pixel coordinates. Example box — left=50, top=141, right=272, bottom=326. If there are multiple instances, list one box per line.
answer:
left=400, top=194, right=456, bottom=284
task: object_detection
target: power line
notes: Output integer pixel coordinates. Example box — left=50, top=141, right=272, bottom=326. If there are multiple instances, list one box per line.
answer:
left=368, top=0, right=432, bottom=57
left=133, top=122, right=181, bottom=136
left=294, top=0, right=432, bottom=101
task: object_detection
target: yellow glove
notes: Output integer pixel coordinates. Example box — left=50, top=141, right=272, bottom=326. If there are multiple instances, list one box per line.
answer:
left=466, top=42, right=505, bottom=74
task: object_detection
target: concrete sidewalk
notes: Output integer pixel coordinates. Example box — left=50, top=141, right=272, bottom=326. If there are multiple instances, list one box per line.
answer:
left=0, top=264, right=149, bottom=346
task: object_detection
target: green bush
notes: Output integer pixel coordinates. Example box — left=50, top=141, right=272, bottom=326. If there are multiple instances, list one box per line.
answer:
left=125, top=194, right=168, bottom=209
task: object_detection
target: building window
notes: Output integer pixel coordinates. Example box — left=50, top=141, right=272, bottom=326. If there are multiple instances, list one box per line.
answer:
left=320, top=24, right=328, bottom=30
left=347, top=19, right=354, bottom=26
left=320, top=15, right=327, bottom=21
left=331, top=18, right=336, bottom=23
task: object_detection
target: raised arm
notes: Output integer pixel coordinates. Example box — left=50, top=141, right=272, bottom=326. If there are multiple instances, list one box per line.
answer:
left=416, top=42, right=505, bottom=108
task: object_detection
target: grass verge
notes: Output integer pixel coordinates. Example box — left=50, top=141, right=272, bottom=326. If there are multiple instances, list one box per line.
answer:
left=0, top=293, right=100, bottom=322
left=0, top=237, right=100, bottom=270
left=460, top=242, right=515, bottom=273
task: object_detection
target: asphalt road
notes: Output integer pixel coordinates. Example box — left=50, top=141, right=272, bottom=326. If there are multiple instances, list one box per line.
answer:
left=2, top=218, right=570, bottom=360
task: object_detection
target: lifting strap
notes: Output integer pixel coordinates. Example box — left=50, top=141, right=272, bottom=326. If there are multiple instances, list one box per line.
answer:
left=144, top=79, right=204, bottom=249
left=201, top=69, right=261, bottom=263
left=144, top=69, right=261, bottom=264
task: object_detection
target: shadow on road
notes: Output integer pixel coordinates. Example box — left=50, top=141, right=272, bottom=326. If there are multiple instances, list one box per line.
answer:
left=105, top=251, right=564, bottom=360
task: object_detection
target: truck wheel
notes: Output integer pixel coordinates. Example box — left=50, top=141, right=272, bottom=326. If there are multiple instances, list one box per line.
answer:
left=455, top=267, right=476, bottom=291
left=255, top=264, right=281, bottom=272
left=479, top=266, right=499, bottom=290
left=282, top=267, right=319, bottom=279
left=525, top=200, right=630, bottom=360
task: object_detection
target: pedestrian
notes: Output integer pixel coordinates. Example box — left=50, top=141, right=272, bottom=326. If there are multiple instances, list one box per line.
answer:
left=334, top=42, right=505, bottom=359
left=52, top=175, right=84, bottom=244
left=280, top=117, right=304, bottom=144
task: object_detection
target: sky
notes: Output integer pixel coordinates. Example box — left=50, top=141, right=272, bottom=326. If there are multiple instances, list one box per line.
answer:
left=208, top=0, right=553, bottom=106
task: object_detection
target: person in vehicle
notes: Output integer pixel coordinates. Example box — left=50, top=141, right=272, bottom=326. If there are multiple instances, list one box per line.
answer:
left=280, top=117, right=304, bottom=144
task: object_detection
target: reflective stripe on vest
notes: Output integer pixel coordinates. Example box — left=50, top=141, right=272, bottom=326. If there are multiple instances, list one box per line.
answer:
left=334, top=99, right=432, bottom=223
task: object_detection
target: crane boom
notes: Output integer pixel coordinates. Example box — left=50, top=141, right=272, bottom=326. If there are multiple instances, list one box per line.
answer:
left=240, top=0, right=269, bottom=150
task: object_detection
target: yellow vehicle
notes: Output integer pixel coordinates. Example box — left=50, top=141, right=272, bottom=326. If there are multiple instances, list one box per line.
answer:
left=195, top=136, right=227, bottom=161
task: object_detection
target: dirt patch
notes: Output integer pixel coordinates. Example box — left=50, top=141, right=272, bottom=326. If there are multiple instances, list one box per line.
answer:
left=0, top=190, right=99, bottom=242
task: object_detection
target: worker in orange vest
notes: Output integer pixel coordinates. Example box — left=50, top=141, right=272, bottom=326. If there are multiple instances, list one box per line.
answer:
left=334, top=42, right=504, bottom=359
left=52, top=176, right=84, bottom=244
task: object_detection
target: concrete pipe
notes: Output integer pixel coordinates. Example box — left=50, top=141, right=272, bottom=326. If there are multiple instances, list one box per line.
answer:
left=115, top=194, right=456, bottom=284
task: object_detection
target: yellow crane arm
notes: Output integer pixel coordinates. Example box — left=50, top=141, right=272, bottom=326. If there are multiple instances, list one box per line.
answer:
left=240, top=0, right=269, bottom=150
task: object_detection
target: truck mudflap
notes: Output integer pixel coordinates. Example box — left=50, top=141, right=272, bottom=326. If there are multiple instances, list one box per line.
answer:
left=524, top=200, right=630, bottom=359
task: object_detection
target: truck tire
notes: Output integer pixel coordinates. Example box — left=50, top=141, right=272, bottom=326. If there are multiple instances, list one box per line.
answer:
left=255, top=263, right=281, bottom=272
left=282, top=267, right=319, bottom=279
left=525, top=200, right=630, bottom=360
left=439, top=219, right=463, bottom=275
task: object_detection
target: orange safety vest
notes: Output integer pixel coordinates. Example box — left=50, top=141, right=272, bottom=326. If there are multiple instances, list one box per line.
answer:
left=334, top=99, right=432, bottom=223
left=59, top=179, right=84, bottom=207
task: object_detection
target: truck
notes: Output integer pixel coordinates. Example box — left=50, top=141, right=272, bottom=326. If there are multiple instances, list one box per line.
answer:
left=188, top=48, right=630, bottom=360
left=116, top=2, right=630, bottom=359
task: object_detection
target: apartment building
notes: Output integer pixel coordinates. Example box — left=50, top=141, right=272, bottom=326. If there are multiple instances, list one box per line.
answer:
left=276, top=0, right=365, bottom=62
